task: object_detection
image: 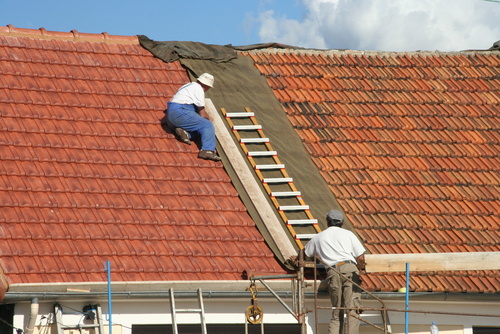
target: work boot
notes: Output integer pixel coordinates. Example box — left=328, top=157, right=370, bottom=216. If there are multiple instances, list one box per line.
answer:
left=198, top=150, right=221, bottom=162
left=175, top=128, right=192, bottom=145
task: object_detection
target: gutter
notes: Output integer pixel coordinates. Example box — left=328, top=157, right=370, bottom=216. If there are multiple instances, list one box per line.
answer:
left=4, top=289, right=499, bottom=303
left=363, top=291, right=500, bottom=302
left=3, top=290, right=299, bottom=302
left=4, top=279, right=498, bottom=303
left=3, top=280, right=298, bottom=302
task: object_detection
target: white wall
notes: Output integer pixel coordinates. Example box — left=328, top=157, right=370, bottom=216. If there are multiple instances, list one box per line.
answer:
left=249, top=296, right=500, bottom=333
left=13, top=297, right=300, bottom=334
left=12, top=296, right=500, bottom=334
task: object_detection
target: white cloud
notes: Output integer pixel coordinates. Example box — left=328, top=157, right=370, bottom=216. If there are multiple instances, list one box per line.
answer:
left=258, top=10, right=326, bottom=47
left=257, top=0, right=500, bottom=51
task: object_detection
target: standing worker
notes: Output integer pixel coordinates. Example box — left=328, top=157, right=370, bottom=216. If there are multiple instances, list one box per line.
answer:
left=304, top=209, right=366, bottom=334
left=164, top=73, right=221, bottom=161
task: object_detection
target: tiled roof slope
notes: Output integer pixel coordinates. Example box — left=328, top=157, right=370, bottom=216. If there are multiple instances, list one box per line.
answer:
left=0, top=26, right=287, bottom=284
left=246, top=49, right=500, bottom=293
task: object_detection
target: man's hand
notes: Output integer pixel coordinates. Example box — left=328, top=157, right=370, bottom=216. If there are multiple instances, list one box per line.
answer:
left=198, top=107, right=211, bottom=120
left=356, top=254, right=366, bottom=272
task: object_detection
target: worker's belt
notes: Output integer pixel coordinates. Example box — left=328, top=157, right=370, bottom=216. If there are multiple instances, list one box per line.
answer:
left=332, top=260, right=355, bottom=268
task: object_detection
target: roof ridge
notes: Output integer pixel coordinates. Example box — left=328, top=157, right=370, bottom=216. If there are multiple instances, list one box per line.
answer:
left=241, top=47, right=500, bottom=57
left=0, top=24, right=138, bottom=44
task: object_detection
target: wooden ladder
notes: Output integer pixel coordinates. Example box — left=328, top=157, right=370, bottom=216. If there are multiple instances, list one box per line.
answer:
left=221, top=107, right=321, bottom=249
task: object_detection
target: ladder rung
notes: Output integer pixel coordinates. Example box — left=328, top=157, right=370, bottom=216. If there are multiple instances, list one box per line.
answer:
left=296, top=234, right=316, bottom=239
left=248, top=151, right=277, bottom=156
left=226, top=112, right=255, bottom=118
left=233, top=125, right=262, bottom=130
left=287, top=219, right=318, bottom=225
left=271, top=191, right=301, bottom=197
left=279, top=205, right=310, bottom=211
left=62, top=325, right=101, bottom=329
left=175, top=309, right=203, bottom=313
left=255, top=164, right=285, bottom=170
left=263, top=177, right=293, bottom=183
left=240, top=138, right=270, bottom=143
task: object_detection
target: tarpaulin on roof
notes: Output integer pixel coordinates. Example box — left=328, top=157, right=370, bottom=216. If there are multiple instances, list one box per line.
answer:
left=180, top=56, right=342, bottom=229
left=139, top=37, right=343, bottom=262
left=138, top=35, right=237, bottom=63
left=229, top=42, right=306, bottom=51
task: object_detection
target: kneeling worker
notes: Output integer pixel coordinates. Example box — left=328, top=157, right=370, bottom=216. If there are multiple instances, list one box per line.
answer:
left=165, top=72, right=221, bottom=161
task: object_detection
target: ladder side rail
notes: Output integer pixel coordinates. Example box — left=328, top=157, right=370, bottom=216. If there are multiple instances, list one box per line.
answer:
left=169, top=288, right=179, bottom=334
left=54, top=304, right=64, bottom=334
left=223, top=107, right=322, bottom=251
left=96, top=305, right=105, bottom=334
left=169, top=288, right=207, bottom=334
left=54, top=304, right=104, bottom=334
left=198, top=288, right=208, bottom=334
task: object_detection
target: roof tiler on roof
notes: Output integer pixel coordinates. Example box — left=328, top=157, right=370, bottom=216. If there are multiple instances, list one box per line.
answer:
left=1, top=24, right=499, bottom=295
left=0, top=26, right=288, bottom=287
left=134, top=34, right=500, bottom=293
left=242, top=48, right=500, bottom=293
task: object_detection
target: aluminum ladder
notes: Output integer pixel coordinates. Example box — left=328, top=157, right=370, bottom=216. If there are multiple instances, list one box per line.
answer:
left=54, top=304, right=105, bottom=334
left=221, top=107, right=322, bottom=248
left=169, top=288, right=207, bottom=334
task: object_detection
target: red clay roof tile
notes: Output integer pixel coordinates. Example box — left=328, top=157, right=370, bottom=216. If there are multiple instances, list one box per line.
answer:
left=0, top=28, right=289, bottom=284
left=248, top=48, right=500, bottom=293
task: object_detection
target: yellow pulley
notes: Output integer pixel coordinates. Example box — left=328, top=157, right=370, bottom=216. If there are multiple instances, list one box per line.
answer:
left=246, top=282, right=264, bottom=324
left=246, top=305, right=263, bottom=324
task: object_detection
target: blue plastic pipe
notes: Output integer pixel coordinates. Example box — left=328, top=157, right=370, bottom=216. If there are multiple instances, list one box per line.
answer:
left=405, top=262, right=410, bottom=334
left=105, top=261, right=113, bottom=334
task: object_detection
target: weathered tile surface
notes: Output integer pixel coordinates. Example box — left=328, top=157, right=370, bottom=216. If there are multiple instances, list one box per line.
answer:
left=246, top=49, right=500, bottom=293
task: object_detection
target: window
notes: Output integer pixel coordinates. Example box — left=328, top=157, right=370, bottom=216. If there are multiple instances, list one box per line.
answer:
left=473, top=327, right=500, bottom=334
left=0, top=304, right=15, bottom=334
left=133, top=324, right=301, bottom=334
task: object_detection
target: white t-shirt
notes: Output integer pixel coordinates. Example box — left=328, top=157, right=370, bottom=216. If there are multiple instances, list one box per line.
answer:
left=304, top=226, right=365, bottom=266
left=170, top=82, right=205, bottom=108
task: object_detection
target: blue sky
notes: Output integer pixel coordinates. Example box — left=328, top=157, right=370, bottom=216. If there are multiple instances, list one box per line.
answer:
left=1, top=0, right=303, bottom=46
left=2, top=0, right=499, bottom=51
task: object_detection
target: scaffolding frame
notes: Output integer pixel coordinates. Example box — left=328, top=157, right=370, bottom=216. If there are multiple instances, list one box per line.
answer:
left=247, top=250, right=389, bottom=334
left=248, top=250, right=500, bottom=334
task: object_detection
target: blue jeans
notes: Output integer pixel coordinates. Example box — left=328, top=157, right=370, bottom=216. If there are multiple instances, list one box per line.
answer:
left=166, top=102, right=216, bottom=151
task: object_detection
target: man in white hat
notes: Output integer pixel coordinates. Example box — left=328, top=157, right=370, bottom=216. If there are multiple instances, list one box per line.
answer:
left=305, top=209, right=366, bottom=334
left=164, top=73, right=221, bottom=161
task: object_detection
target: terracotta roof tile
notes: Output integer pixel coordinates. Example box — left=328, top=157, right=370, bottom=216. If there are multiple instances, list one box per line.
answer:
left=0, top=27, right=288, bottom=284
left=248, top=48, right=500, bottom=293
